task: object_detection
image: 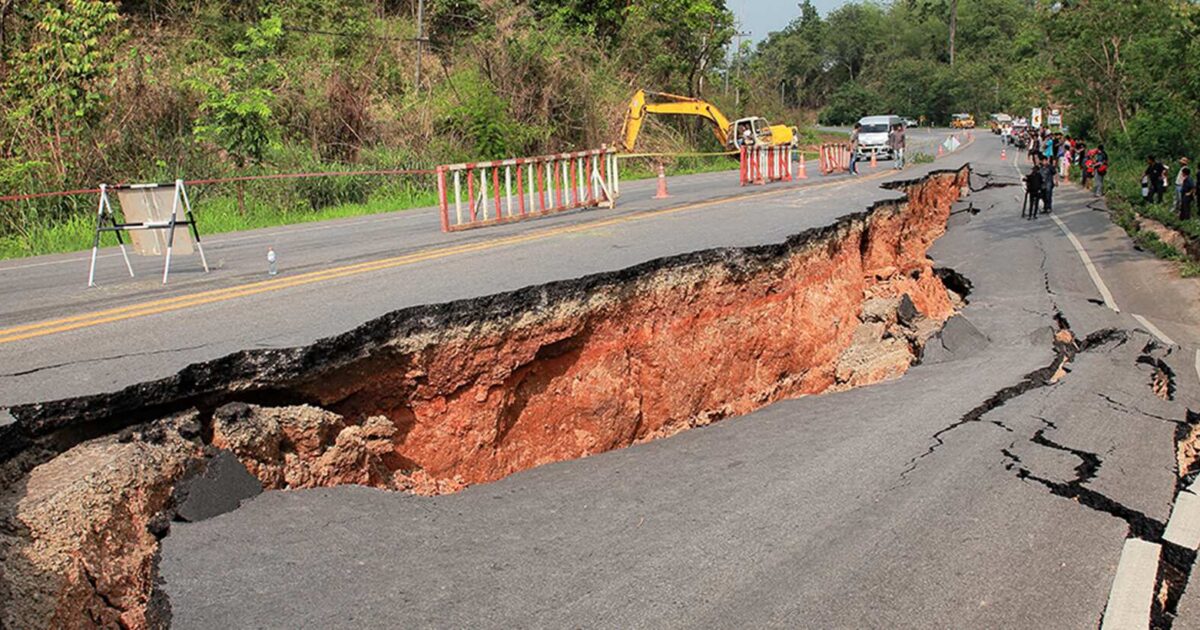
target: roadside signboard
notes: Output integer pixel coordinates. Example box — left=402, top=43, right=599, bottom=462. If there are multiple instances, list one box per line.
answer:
left=1031, top=107, right=1043, bottom=128
left=1047, top=109, right=1062, bottom=127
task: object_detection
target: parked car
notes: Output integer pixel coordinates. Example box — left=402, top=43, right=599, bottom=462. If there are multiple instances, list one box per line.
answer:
left=988, top=113, right=1012, bottom=133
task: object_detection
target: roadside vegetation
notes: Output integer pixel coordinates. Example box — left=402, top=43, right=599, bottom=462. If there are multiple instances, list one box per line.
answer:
left=4, top=1, right=1200, bottom=262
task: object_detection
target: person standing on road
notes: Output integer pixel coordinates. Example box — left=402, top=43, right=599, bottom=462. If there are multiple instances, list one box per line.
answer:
left=1176, top=157, right=1190, bottom=211
left=1080, top=144, right=1093, bottom=190
left=1181, top=167, right=1195, bottom=221
left=1025, top=163, right=1044, bottom=219
left=1093, top=145, right=1109, bottom=196
left=1040, top=155, right=1057, bottom=213
left=891, top=124, right=906, bottom=170
left=849, top=123, right=861, bottom=175
left=1144, top=156, right=1166, bottom=204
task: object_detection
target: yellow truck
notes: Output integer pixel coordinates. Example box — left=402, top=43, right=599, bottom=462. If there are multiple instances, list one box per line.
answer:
left=620, top=89, right=798, bottom=152
left=951, top=113, right=976, bottom=129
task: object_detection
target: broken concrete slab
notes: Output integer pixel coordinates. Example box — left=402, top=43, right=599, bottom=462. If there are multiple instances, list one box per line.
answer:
left=922, top=314, right=989, bottom=364
left=173, top=450, right=263, bottom=523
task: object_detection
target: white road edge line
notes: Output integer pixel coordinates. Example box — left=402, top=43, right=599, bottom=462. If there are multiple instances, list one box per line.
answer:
left=1100, top=538, right=1162, bottom=630
left=1195, top=349, right=1200, bottom=388
left=1047, top=214, right=1120, bottom=312
left=1164, top=491, right=1200, bottom=549
left=1130, top=314, right=1177, bottom=347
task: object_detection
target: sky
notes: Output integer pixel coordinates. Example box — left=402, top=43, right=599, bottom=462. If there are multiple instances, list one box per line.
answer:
left=727, top=0, right=850, bottom=44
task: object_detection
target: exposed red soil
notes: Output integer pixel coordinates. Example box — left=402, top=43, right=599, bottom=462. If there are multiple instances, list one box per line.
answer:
left=242, top=168, right=966, bottom=493
left=0, top=166, right=969, bottom=628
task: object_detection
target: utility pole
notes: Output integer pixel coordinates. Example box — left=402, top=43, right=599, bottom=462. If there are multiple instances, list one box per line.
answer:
left=414, top=0, right=426, bottom=90
left=729, top=28, right=750, bottom=108
left=725, top=23, right=749, bottom=96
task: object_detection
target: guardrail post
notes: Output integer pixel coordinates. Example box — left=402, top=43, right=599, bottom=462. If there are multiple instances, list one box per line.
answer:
left=515, top=163, right=525, bottom=216
left=492, top=165, right=501, bottom=219
left=612, top=151, right=620, bottom=198
left=505, top=164, right=513, bottom=218
left=437, top=166, right=450, bottom=232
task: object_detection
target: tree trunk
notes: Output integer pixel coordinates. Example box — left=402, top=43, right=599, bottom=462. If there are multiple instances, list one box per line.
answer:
left=949, top=0, right=958, bottom=66
left=0, top=0, right=14, bottom=79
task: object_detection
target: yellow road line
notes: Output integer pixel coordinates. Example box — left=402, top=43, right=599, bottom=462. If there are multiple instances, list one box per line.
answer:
left=0, top=172, right=892, bottom=345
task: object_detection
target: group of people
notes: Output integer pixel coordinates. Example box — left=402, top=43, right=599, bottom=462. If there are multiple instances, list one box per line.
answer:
left=1142, top=155, right=1196, bottom=220
left=846, top=122, right=907, bottom=176
left=1023, top=130, right=1111, bottom=219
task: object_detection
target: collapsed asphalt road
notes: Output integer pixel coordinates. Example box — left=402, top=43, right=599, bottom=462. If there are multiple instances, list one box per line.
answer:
left=153, top=154, right=1197, bottom=626
left=4, top=134, right=1197, bottom=628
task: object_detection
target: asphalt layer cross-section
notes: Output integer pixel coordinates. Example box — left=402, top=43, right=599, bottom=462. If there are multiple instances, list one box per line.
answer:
left=148, top=135, right=1200, bottom=627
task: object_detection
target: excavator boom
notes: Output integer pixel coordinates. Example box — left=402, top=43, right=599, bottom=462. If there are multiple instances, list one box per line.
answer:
left=621, top=90, right=734, bottom=152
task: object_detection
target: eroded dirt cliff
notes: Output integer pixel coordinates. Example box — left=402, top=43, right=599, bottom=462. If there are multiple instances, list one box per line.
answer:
left=0, top=166, right=969, bottom=628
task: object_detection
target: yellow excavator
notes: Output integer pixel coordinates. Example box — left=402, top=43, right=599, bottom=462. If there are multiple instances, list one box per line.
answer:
left=620, top=89, right=799, bottom=153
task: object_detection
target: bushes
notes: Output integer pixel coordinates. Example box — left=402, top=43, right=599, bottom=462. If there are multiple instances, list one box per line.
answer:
left=817, top=82, right=879, bottom=126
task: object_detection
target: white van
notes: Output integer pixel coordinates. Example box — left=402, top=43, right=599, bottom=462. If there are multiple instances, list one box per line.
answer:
left=855, top=115, right=902, bottom=159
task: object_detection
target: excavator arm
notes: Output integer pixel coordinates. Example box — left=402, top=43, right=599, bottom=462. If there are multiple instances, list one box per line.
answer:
left=621, top=90, right=734, bottom=152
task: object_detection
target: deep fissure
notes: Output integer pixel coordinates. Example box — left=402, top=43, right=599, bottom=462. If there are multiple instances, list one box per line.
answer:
left=0, top=168, right=973, bottom=629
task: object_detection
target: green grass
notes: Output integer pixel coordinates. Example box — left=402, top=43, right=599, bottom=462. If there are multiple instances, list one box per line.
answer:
left=0, top=186, right=440, bottom=260
left=1102, top=184, right=1200, bottom=279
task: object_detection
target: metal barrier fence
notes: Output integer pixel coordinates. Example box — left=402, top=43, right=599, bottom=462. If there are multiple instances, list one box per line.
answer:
left=739, top=146, right=793, bottom=186
left=437, top=148, right=619, bottom=232
left=819, top=144, right=851, bottom=175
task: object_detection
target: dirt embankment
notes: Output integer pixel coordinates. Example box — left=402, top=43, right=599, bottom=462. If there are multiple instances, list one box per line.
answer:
left=0, top=167, right=969, bottom=629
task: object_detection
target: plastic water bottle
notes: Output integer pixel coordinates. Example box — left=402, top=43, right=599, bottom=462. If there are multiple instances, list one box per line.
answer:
left=267, top=247, right=277, bottom=276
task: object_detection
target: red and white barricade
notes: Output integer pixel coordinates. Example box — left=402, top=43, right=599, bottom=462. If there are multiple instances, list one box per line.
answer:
left=819, top=143, right=852, bottom=175
left=437, top=148, right=619, bottom=232
left=739, top=145, right=794, bottom=186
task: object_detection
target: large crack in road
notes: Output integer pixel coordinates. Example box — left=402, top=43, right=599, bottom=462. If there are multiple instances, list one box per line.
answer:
left=0, top=168, right=973, bottom=629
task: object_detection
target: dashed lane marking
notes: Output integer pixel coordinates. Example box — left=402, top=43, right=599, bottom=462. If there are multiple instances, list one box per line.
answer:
left=1100, top=538, right=1161, bottom=630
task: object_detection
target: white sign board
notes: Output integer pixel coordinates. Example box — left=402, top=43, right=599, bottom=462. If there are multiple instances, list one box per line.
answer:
left=117, top=186, right=193, bottom=256
left=1031, top=108, right=1043, bottom=128
left=1047, top=109, right=1062, bottom=126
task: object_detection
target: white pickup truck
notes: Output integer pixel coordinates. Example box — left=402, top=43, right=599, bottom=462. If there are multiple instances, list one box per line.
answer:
left=855, top=115, right=901, bottom=160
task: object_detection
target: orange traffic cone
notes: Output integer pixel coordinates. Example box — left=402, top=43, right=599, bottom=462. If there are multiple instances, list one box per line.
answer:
left=938, top=143, right=945, bottom=157
left=1001, top=147, right=1007, bottom=161
left=798, top=152, right=808, bottom=179
left=655, top=163, right=670, bottom=199
left=870, top=151, right=878, bottom=169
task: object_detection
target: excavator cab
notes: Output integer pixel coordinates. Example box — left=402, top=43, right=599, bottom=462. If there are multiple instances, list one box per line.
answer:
left=734, top=117, right=774, bottom=147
